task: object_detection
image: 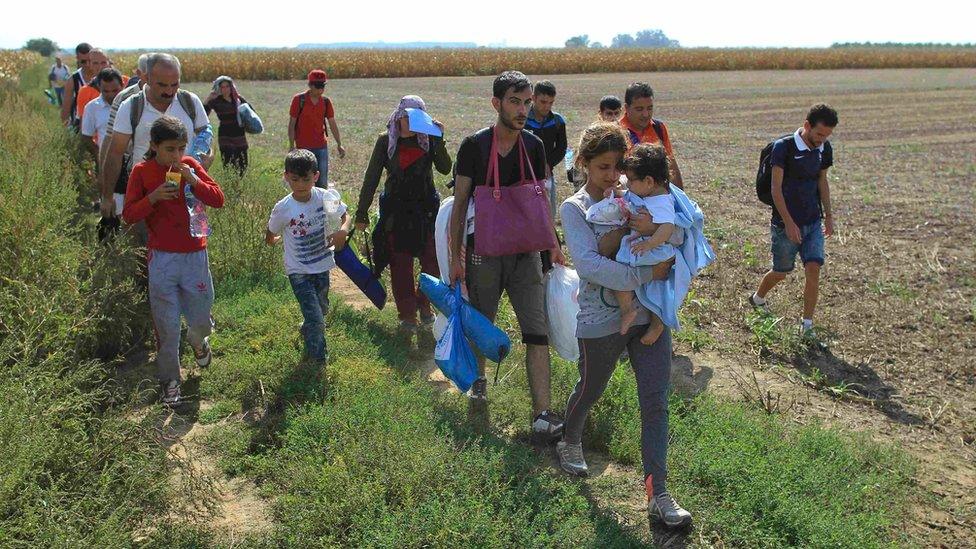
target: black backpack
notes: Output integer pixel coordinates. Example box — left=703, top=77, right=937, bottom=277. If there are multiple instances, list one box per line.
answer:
left=294, top=92, right=331, bottom=137
left=755, top=134, right=795, bottom=206
left=625, top=119, right=665, bottom=147
left=446, top=127, right=540, bottom=189
left=447, top=127, right=490, bottom=189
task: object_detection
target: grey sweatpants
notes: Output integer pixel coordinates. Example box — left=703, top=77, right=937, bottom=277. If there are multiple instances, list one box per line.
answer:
left=563, top=324, right=672, bottom=495
left=148, top=249, right=215, bottom=383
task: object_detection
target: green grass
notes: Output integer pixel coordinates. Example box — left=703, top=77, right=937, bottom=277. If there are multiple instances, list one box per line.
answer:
left=2, top=62, right=917, bottom=547
left=868, top=280, right=918, bottom=301
left=0, top=65, right=179, bottom=546
left=193, top=281, right=915, bottom=547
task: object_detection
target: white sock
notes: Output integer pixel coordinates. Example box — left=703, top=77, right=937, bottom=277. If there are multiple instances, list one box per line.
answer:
left=752, top=292, right=766, bottom=305
left=801, top=318, right=814, bottom=330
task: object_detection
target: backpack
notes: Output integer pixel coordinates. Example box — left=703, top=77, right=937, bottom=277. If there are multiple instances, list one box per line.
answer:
left=625, top=118, right=665, bottom=147
left=293, top=92, right=331, bottom=137
left=755, top=134, right=795, bottom=206
left=446, top=127, right=538, bottom=189
left=129, top=89, right=205, bottom=133
left=447, top=127, right=492, bottom=189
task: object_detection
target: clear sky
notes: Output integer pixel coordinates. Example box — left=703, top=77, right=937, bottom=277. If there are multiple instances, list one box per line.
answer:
left=3, top=0, right=973, bottom=50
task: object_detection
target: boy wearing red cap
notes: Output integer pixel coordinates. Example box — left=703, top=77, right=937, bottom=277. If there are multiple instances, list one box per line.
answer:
left=288, top=69, right=346, bottom=187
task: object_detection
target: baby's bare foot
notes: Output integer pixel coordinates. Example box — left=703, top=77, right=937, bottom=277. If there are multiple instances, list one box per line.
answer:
left=640, top=322, right=665, bottom=346
left=619, top=307, right=638, bottom=335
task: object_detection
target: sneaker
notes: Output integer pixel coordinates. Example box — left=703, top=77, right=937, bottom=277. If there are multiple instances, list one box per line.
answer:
left=800, top=319, right=814, bottom=335
left=649, top=492, right=693, bottom=528
left=748, top=293, right=769, bottom=313
left=160, top=379, right=182, bottom=408
left=556, top=440, right=588, bottom=477
left=419, top=311, right=436, bottom=326
left=193, top=337, right=212, bottom=368
left=532, top=410, right=565, bottom=439
left=468, top=377, right=488, bottom=400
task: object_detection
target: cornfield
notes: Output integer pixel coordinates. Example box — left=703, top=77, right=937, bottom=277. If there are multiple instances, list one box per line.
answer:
left=111, top=47, right=976, bottom=82
left=0, top=50, right=40, bottom=83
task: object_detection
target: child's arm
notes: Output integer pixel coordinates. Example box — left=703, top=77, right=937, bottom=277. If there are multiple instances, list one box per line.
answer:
left=328, top=212, right=352, bottom=251
left=181, top=159, right=225, bottom=208
left=122, top=166, right=154, bottom=225
left=630, top=223, right=674, bottom=256
left=266, top=202, right=284, bottom=246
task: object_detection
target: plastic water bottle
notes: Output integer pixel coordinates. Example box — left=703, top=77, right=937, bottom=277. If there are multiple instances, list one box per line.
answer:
left=184, top=176, right=211, bottom=238
left=323, top=182, right=343, bottom=231
left=563, top=148, right=575, bottom=173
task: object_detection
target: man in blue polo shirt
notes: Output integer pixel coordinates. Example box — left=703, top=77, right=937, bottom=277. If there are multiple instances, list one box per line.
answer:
left=749, top=104, right=838, bottom=336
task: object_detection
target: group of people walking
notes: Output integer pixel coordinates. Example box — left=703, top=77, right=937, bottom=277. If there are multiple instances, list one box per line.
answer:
left=59, top=44, right=839, bottom=530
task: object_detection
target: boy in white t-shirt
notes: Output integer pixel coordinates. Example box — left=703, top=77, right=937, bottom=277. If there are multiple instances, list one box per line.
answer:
left=266, top=149, right=351, bottom=363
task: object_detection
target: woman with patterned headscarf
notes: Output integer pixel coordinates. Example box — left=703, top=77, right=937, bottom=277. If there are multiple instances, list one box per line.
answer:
left=355, top=95, right=452, bottom=349
left=204, top=75, right=250, bottom=175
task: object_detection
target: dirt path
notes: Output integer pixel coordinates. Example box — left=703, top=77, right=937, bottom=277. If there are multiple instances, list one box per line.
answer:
left=160, top=400, right=274, bottom=543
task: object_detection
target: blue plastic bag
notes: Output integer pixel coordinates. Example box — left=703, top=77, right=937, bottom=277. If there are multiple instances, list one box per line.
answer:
left=335, top=245, right=387, bottom=310
left=434, top=285, right=479, bottom=392
left=238, top=103, right=264, bottom=134
left=419, top=274, right=510, bottom=364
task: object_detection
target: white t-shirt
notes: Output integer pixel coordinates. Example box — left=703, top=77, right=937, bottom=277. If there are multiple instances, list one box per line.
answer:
left=639, top=193, right=675, bottom=225
left=80, top=96, right=112, bottom=144
left=638, top=193, right=684, bottom=246
left=267, top=187, right=348, bottom=275
left=113, top=91, right=206, bottom=167
left=49, top=64, right=70, bottom=86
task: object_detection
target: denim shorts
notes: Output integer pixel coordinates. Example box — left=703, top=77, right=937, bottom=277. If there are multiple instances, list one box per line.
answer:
left=771, top=220, right=824, bottom=273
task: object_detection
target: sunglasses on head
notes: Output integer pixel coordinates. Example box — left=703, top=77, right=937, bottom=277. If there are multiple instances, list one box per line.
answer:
left=310, top=81, right=326, bottom=89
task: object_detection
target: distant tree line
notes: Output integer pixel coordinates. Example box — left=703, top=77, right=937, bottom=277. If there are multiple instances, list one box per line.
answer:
left=831, top=41, right=975, bottom=48
left=23, top=38, right=59, bottom=57
left=565, top=30, right=680, bottom=49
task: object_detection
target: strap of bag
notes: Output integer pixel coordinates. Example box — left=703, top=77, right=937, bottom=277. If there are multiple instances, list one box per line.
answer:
left=519, top=134, right=538, bottom=183
left=487, top=126, right=501, bottom=200
left=294, top=92, right=306, bottom=134
left=177, top=89, right=206, bottom=133
left=130, top=91, right=145, bottom=132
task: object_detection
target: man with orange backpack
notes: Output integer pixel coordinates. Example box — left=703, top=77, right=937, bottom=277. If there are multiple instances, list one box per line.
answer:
left=288, top=69, right=346, bottom=187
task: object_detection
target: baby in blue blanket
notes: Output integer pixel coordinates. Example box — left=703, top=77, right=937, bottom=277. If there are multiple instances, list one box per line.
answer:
left=585, top=144, right=683, bottom=345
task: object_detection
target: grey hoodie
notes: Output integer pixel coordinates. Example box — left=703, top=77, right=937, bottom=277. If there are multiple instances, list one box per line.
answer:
left=560, top=188, right=657, bottom=339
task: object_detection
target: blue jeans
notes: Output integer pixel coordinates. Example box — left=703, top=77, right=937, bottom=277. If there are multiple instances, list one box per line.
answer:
left=308, top=146, right=330, bottom=188
left=54, top=87, right=65, bottom=105
left=771, top=220, right=824, bottom=273
left=288, top=271, right=331, bottom=361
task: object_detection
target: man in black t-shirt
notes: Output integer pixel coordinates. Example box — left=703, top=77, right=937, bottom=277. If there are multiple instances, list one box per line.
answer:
left=448, top=71, right=566, bottom=438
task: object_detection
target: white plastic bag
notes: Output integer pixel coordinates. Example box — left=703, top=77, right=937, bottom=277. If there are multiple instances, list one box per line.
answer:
left=433, top=196, right=475, bottom=340
left=545, top=264, right=581, bottom=362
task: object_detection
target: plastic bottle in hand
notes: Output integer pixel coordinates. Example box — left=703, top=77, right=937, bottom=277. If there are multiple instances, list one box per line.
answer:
left=323, top=181, right=343, bottom=232
left=564, top=148, right=577, bottom=184
left=183, top=169, right=211, bottom=238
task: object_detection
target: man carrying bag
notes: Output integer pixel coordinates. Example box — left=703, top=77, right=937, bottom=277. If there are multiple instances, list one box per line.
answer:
left=448, top=70, right=566, bottom=440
